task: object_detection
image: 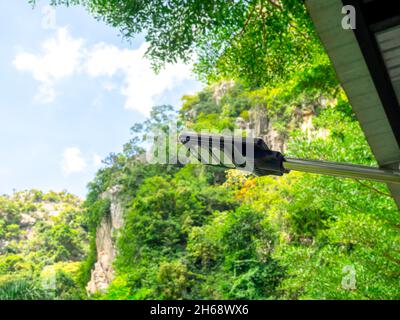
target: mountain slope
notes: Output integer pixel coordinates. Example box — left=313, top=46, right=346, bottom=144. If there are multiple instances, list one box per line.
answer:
left=0, top=190, right=87, bottom=299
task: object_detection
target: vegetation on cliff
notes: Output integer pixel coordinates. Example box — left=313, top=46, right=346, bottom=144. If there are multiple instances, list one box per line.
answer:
left=0, top=190, right=87, bottom=299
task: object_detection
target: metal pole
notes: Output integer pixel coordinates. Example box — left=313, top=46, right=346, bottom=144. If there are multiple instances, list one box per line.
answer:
left=283, top=157, right=400, bottom=184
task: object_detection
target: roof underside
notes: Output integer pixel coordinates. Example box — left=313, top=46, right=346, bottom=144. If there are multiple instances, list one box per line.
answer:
left=305, top=0, right=400, bottom=208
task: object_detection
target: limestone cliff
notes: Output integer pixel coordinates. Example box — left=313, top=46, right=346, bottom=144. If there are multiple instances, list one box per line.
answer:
left=86, top=185, right=123, bottom=294
left=236, top=106, right=314, bottom=153
left=235, top=96, right=332, bottom=153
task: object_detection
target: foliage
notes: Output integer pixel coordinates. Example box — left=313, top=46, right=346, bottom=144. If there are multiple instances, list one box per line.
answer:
left=0, top=278, right=52, bottom=300
left=0, top=191, right=87, bottom=299
left=31, top=0, right=324, bottom=87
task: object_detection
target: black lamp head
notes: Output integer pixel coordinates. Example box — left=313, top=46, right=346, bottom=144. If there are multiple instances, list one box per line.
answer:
left=179, top=132, right=287, bottom=176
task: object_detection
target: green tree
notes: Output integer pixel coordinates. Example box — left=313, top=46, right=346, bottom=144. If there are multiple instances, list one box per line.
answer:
left=30, top=0, right=323, bottom=87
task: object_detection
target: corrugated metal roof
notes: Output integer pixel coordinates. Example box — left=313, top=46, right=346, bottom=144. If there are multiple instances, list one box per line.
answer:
left=376, top=26, right=400, bottom=102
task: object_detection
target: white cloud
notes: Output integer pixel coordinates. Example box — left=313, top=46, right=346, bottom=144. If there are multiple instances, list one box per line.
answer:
left=13, top=28, right=198, bottom=114
left=85, top=42, right=193, bottom=115
left=102, top=81, right=117, bottom=92
left=13, top=27, right=83, bottom=103
left=85, top=42, right=126, bottom=77
left=61, top=147, right=87, bottom=175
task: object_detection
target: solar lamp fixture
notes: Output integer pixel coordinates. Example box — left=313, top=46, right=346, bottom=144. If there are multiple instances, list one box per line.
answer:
left=179, top=132, right=400, bottom=184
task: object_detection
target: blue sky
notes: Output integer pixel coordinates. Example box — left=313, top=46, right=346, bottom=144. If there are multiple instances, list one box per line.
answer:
left=0, top=1, right=203, bottom=197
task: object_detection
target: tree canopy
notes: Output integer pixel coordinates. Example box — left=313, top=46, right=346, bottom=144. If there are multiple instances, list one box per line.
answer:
left=31, top=0, right=324, bottom=87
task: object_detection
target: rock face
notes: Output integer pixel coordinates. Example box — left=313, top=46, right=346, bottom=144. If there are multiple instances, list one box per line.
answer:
left=213, top=80, right=235, bottom=105
left=237, top=106, right=287, bottom=152
left=86, top=214, right=114, bottom=294
left=108, top=187, right=124, bottom=230
left=86, top=185, right=123, bottom=294
left=248, top=107, right=286, bottom=152
left=211, top=80, right=327, bottom=154
left=240, top=99, right=330, bottom=153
